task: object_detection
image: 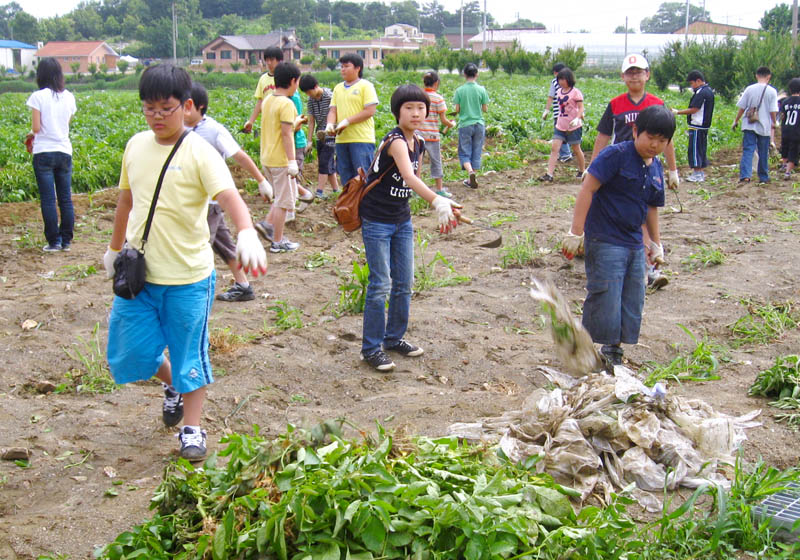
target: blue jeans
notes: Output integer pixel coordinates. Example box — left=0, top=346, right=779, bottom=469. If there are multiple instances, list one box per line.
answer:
left=336, top=142, right=375, bottom=184
left=361, top=218, right=414, bottom=355
left=33, top=151, right=74, bottom=247
left=458, top=123, right=485, bottom=170
left=581, top=238, right=646, bottom=346
left=740, top=130, right=770, bottom=182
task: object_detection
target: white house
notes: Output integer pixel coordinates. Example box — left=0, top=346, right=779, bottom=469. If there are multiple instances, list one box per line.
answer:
left=0, top=39, right=37, bottom=71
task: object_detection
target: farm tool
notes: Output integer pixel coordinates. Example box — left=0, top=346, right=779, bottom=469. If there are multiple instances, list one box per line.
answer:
left=457, top=215, right=503, bottom=248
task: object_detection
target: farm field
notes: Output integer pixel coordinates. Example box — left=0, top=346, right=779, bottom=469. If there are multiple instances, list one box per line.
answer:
left=0, top=74, right=799, bottom=558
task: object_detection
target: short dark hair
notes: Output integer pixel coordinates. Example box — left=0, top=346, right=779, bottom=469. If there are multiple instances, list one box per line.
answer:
left=634, top=105, right=676, bottom=141
left=789, top=77, right=800, bottom=95
left=390, top=84, right=429, bottom=122
left=463, top=62, right=478, bottom=77
left=274, top=62, right=300, bottom=89
left=263, top=47, right=283, bottom=61
left=36, top=57, right=65, bottom=92
left=423, top=70, right=439, bottom=87
left=756, top=66, right=771, bottom=77
left=299, top=74, right=318, bottom=92
left=339, top=53, right=364, bottom=77
left=687, top=70, right=705, bottom=82
left=139, top=64, right=191, bottom=103
left=552, top=62, right=566, bottom=74
left=556, top=67, right=575, bottom=88
left=190, top=82, right=209, bottom=115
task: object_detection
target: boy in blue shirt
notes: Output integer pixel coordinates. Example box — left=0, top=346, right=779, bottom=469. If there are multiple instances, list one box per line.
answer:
left=562, top=105, right=675, bottom=366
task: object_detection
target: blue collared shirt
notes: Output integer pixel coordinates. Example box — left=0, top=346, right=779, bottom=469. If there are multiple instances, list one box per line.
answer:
left=585, top=141, right=665, bottom=248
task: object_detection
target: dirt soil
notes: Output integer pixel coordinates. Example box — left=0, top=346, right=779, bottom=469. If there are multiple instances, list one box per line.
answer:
left=1, top=155, right=799, bottom=559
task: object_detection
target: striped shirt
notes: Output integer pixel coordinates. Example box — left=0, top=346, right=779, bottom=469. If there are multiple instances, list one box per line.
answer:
left=307, top=87, right=334, bottom=145
left=549, top=77, right=559, bottom=120
left=419, top=88, right=446, bottom=141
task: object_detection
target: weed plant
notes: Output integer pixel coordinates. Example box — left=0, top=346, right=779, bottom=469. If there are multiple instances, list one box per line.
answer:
left=267, top=300, right=304, bottom=331
left=208, top=326, right=250, bottom=354
left=55, top=263, right=97, bottom=281
left=682, top=245, right=726, bottom=270
left=304, top=251, right=335, bottom=270
left=643, top=325, right=729, bottom=386
left=408, top=194, right=429, bottom=216
left=729, top=300, right=800, bottom=347
left=336, top=260, right=370, bottom=315
left=500, top=230, right=542, bottom=268
left=489, top=213, right=518, bottom=227
left=749, top=355, right=800, bottom=426
left=414, top=233, right=470, bottom=291
left=62, top=322, right=116, bottom=394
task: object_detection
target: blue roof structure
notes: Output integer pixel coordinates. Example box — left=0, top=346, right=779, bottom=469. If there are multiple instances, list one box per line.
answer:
left=0, top=40, right=37, bottom=50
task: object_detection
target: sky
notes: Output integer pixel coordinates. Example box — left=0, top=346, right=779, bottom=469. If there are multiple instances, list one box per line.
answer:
left=13, top=0, right=783, bottom=33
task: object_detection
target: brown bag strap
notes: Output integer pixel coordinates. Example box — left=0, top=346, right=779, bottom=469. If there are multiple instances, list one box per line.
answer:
left=754, top=85, right=768, bottom=112
left=359, top=133, right=412, bottom=197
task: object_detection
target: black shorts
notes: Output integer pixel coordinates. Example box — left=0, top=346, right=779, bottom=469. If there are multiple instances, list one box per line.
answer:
left=781, top=137, right=800, bottom=165
left=317, top=139, right=336, bottom=175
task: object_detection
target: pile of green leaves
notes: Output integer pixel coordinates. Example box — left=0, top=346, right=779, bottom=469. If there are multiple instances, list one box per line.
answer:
left=96, top=424, right=577, bottom=560
left=749, top=355, right=800, bottom=426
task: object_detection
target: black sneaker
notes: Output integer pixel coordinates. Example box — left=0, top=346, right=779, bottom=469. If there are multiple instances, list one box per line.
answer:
left=361, top=350, right=396, bottom=372
left=558, top=154, right=574, bottom=163
left=254, top=220, right=274, bottom=243
left=162, top=386, right=184, bottom=427
left=42, top=243, right=62, bottom=252
left=600, top=345, right=623, bottom=366
left=61, top=243, right=71, bottom=252
left=538, top=173, right=554, bottom=182
left=216, top=283, right=255, bottom=302
left=178, top=426, right=207, bottom=461
left=385, top=339, right=424, bottom=357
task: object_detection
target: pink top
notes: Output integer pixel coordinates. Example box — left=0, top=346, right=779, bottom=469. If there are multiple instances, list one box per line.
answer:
left=555, top=86, right=583, bottom=132
left=419, top=88, right=446, bottom=141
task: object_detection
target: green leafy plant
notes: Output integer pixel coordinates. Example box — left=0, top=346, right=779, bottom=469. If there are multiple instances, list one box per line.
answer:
left=749, top=355, right=800, bottom=397
left=267, top=300, right=304, bottom=331
left=304, top=251, right=335, bottom=269
left=55, top=263, right=97, bottom=281
left=500, top=230, right=543, bottom=268
left=489, top=212, right=518, bottom=228
left=408, top=194, right=429, bottom=216
left=414, top=233, right=470, bottom=291
left=682, top=244, right=726, bottom=269
left=729, top=300, right=800, bottom=346
left=643, top=324, right=729, bottom=385
left=62, top=322, right=116, bottom=394
left=336, top=259, right=370, bottom=315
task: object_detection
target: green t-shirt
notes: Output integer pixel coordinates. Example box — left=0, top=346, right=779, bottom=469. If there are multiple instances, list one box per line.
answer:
left=291, top=91, right=307, bottom=149
left=453, top=81, right=489, bottom=128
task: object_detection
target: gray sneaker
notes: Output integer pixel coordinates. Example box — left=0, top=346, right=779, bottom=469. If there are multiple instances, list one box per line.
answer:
left=216, top=283, right=255, bottom=302
left=270, top=239, right=300, bottom=253
left=42, top=243, right=62, bottom=252
left=177, top=426, right=207, bottom=461
left=254, top=220, right=274, bottom=242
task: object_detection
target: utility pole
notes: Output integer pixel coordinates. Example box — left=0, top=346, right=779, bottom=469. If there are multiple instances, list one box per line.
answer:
left=624, top=16, right=628, bottom=55
left=172, top=1, right=178, bottom=64
left=793, top=0, right=798, bottom=59
left=482, top=0, right=487, bottom=53
left=460, top=0, right=464, bottom=50
left=329, top=13, right=332, bottom=40
left=684, top=0, right=690, bottom=47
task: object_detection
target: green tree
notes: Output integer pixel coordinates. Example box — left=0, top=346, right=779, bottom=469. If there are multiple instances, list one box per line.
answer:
left=104, top=15, right=120, bottom=36
left=204, top=62, right=215, bottom=74
left=614, top=25, right=636, bottom=33
left=70, top=61, right=80, bottom=77
left=116, top=59, right=129, bottom=75
left=421, top=0, right=446, bottom=35
left=230, top=61, right=242, bottom=72
left=640, top=2, right=705, bottom=33
left=88, top=62, right=98, bottom=77
left=553, top=44, right=586, bottom=72
left=99, top=62, right=108, bottom=75
left=503, top=18, right=543, bottom=29
left=391, top=0, right=420, bottom=26
left=482, top=49, right=501, bottom=75
left=267, top=0, right=314, bottom=29
left=761, top=4, right=792, bottom=32
left=10, top=10, right=37, bottom=43
left=332, top=1, right=364, bottom=29
left=0, top=2, right=22, bottom=38
left=362, top=1, right=392, bottom=31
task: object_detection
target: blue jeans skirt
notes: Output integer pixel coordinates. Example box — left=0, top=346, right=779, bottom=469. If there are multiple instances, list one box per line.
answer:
left=361, top=218, right=414, bottom=355
left=581, top=239, right=646, bottom=346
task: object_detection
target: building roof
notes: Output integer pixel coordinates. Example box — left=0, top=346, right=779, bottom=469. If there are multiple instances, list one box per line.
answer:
left=36, top=41, right=118, bottom=57
left=673, top=21, right=759, bottom=36
left=0, top=39, right=36, bottom=49
left=205, top=32, right=301, bottom=51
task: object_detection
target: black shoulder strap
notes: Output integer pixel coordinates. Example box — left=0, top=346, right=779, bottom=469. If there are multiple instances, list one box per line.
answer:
left=140, top=129, right=190, bottom=252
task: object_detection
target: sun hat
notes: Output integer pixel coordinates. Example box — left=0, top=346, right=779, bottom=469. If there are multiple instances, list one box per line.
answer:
left=621, top=53, right=649, bottom=72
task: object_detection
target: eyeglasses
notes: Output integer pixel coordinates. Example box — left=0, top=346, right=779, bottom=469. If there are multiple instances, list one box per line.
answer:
left=141, top=104, right=182, bottom=117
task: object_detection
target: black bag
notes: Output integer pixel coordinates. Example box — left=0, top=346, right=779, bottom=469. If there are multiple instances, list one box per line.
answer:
left=113, top=130, right=189, bottom=299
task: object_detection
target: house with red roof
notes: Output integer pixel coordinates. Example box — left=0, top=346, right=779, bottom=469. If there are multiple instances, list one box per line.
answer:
left=35, top=41, right=119, bottom=74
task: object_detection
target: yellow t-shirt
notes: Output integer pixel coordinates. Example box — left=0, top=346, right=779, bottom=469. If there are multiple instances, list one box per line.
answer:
left=260, top=94, right=297, bottom=168
left=254, top=72, right=275, bottom=100
left=119, top=130, right=234, bottom=285
left=331, top=79, right=379, bottom=144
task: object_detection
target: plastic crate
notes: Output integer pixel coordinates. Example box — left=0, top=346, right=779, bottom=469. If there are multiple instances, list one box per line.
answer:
left=752, top=482, right=800, bottom=542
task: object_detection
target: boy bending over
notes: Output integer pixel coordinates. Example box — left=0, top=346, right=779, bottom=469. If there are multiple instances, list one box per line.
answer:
left=103, top=64, right=266, bottom=460
left=562, top=105, right=675, bottom=366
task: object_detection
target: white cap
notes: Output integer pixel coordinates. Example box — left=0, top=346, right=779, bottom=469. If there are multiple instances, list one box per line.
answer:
left=621, top=53, right=649, bottom=72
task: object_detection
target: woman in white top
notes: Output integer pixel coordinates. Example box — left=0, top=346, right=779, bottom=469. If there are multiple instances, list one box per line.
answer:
left=26, top=57, right=77, bottom=252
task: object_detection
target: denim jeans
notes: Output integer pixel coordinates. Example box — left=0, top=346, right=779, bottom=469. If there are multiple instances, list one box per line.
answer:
left=361, top=218, right=414, bottom=355
left=336, top=142, right=375, bottom=184
left=581, top=238, right=646, bottom=346
left=33, top=151, right=74, bottom=247
left=555, top=125, right=572, bottom=158
left=740, top=130, right=770, bottom=182
left=457, top=123, right=485, bottom=170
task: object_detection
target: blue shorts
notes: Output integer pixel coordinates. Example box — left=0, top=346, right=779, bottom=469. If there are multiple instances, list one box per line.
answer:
left=317, top=139, right=336, bottom=175
left=553, top=127, right=583, bottom=146
left=107, top=271, right=216, bottom=394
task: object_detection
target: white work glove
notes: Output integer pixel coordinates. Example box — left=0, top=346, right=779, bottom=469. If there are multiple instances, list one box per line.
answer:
left=667, top=169, right=680, bottom=190
left=541, top=109, right=550, bottom=120
left=671, top=107, right=680, bottom=115
left=103, top=246, right=120, bottom=279
left=569, top=117, right=583, bottom=129
left=258, top=178, right=273, bottom=201
left=561, top=231, right=584, bottom=260
left=236, top=228, right=267, bottom=277
left=648, top=240, right=664, bottom=267
left=324, top=122, right=336, bottom=135
left=242, top=120, right=253, bottom=133
left=335, top=118, right=350, bottom=134
left=431, top=195, right=461, bottom=234
left=293, top=115, right=307, bottom=130
left=287, top=160, right=299, bottom=177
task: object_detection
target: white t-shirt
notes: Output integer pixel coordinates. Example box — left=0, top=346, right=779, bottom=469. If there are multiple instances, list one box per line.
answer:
left=26, top=88, right=77, bottom=155
left=736, top=83, right=779, bottom=137
left=191, top=116, right=240, bottom=159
